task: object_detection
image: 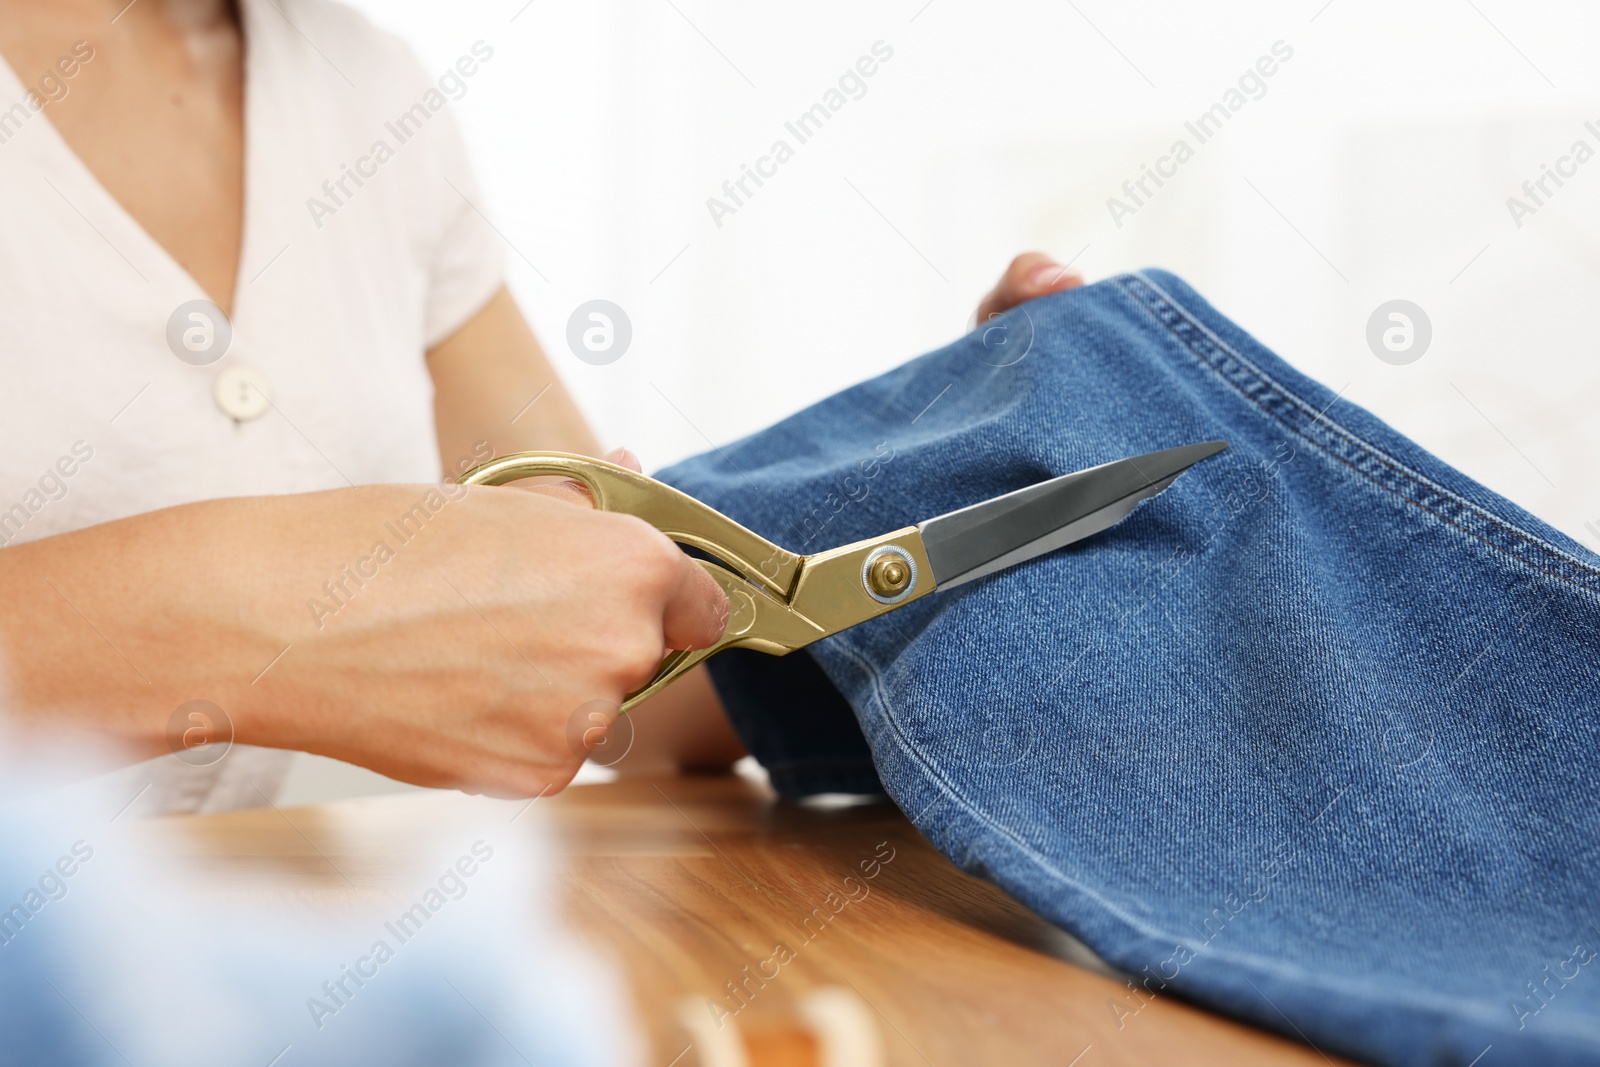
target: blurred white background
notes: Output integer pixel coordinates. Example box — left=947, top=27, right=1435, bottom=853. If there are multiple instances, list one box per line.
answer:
left=285, top=0, right=1600, bottom=802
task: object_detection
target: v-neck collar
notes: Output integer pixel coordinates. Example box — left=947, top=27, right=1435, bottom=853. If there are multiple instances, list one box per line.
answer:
left=0, top=0, right=261, bottom=323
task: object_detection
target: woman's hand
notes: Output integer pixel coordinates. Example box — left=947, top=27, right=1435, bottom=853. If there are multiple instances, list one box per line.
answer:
left=537, top=448, right=752, bottom=777
left=0, top=481, right=729, bottom=797
left=975, top=251, right=1084, bottom=324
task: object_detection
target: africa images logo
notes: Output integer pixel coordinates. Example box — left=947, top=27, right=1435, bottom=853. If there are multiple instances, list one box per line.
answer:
left=306, top=841, right=495, bottom=1029
left=705, top=41, right=894, bottom=228
left=1105, top=40, right=1294, bottom=228
left=304, top=42, right=495, bottom=229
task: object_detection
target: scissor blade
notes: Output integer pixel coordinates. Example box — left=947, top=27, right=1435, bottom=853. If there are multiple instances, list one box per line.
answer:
left=918, top=441, right=1227, bottom=590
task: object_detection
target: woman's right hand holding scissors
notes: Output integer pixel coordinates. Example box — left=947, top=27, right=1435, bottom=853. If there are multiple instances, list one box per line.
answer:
left=0, top=475, right=729, bottom=797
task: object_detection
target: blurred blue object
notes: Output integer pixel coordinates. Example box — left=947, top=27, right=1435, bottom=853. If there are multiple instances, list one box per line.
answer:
left=0, top=755, right=636, bottom=1067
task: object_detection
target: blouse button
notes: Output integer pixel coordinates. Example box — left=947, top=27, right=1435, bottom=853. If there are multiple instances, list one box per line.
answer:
left=214, top=365, right=273, bottom=422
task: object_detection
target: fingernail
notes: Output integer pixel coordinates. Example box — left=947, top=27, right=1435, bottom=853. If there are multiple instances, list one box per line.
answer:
left=605, top=447, right=641, bottom=471
left=1028, top=262, right=1069, bottom=290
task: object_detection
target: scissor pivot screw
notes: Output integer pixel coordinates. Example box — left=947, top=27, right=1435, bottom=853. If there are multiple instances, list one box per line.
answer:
left=862, top=546, right=918, bottom=605
left=869, top=557, right=910, bottom=595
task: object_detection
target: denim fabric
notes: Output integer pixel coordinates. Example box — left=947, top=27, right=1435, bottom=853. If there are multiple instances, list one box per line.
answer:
left=656, top=271, right=1600, bottom=1066
left=709, top=647, right=881, bottom=797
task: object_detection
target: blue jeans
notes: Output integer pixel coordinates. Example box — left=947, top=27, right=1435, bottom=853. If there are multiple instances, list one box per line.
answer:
left=658, top=271, right=1600, bottom=1067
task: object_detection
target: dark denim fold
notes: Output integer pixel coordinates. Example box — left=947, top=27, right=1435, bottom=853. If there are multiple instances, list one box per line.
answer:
left=657, top=270, right=1600, bottom=1066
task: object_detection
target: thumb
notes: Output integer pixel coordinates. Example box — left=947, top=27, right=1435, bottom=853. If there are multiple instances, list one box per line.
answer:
left=660, top=557, right=731, bottom=652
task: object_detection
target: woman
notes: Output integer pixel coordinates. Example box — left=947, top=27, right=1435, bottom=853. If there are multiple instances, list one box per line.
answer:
left=0, top=0, right=1079, bottom=809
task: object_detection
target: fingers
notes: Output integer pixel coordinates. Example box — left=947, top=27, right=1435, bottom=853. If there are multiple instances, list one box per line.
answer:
left=567, top=446, right=642, bottom=499
left=525, top=480, right=598, bottom=507
left=974, top=252, right=1084, bottom=324
left=659, top=553, right=731, bottom=652
left=598, top=448, right=727, bottom=652
left=530, top=446, right=644, bottom=508
left=519, top=445, right=726, bottom=653
left=594, top=446, right=725, bottom=650
left=526, top=445, right=726, bottom=651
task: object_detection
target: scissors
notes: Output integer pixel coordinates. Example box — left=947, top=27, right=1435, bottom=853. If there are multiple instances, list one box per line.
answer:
left=459, top=440, right=1227, bottom=712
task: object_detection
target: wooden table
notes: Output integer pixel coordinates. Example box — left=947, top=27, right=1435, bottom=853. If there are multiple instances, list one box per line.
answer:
left=158, top=774, right=1348, bottom=1066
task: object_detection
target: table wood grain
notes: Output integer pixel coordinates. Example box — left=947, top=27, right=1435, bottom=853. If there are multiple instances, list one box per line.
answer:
left=154, top=774, right=1349, bottom=1066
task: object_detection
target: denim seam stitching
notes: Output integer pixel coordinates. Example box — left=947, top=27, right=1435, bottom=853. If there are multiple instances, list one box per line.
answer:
left=1121, top=270, right=1600, bottom=587
left=1118, top=272, right=1600, bottom=597
left=830, top=634, right=1554, bottom=1032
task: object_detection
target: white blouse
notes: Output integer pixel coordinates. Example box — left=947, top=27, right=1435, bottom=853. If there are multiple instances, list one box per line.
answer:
left=0, top=0, right=504, bottom=812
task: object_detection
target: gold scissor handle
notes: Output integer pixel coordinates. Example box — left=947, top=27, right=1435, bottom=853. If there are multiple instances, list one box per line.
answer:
left=459, top=451, right=802, bottom=596
left=457, top=452, right=824, bottom=711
